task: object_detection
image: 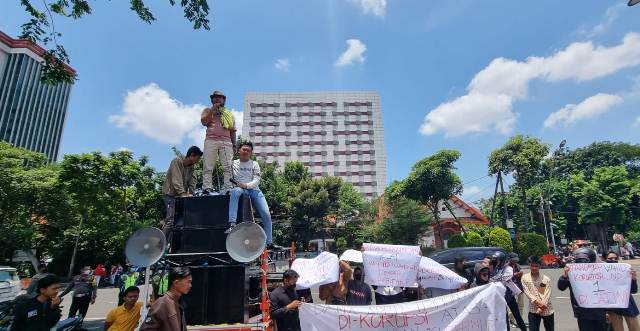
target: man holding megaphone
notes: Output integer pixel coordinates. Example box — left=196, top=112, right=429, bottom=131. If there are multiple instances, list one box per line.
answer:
left=200, top=90, right=236, bottom=194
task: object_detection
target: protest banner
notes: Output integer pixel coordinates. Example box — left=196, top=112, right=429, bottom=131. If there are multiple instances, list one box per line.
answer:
left=363, top=243, right=421, bottom=256
left=568, top=263, right=632, bottom=308
left=300, top=283, right=507, bottom=331
left=418, top=257, right=468, bottom=290
left=291, top=251, right=340, bottom=289
left=363, top=251, right=421, bottom=287
left=340, top=249, right=363, bottom=263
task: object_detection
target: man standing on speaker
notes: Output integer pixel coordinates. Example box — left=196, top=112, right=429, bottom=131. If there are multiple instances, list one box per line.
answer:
left=161, top=146, right=203, bottom=235
left=141, top=267, right=192, bottom=331
left=270, top=270, right=302, bottom=331
left=225, top=142, right=273, bottom=247
left=201, top=90, right=236, bottom=194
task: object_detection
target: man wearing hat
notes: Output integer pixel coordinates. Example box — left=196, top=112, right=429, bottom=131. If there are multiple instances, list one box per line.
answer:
left=201, top=90, right=236, bottom=194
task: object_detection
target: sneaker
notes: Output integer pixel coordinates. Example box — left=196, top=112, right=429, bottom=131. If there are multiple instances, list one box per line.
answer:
left=224, top=222, right=236, bottom=234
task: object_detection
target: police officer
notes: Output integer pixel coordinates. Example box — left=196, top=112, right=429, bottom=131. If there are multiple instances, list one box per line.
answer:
left=59, top=266, right=96, bottom=318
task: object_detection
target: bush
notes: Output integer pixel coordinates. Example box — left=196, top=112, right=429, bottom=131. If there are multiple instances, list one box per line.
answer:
left=489, top=227, right=513, bottom=253
left=465, top=231, right=484, bottom=247
left=447, top=234, right=467, bottom=248
left=515, top=233, right=548, bottom=259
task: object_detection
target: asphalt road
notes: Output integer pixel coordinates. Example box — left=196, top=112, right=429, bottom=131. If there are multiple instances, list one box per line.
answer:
left=68, top=264, right=640, bottom=331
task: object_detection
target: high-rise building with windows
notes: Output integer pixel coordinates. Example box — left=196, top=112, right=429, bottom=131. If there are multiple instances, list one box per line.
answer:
left=243, top=91, right=387, bottom=197
left=0, top=31, right=75, bottom=162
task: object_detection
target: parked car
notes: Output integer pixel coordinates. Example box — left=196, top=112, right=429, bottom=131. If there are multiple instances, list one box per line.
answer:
left=428, top=247, right=508, bottom=271
left=0, top=267, right=21, bottom=304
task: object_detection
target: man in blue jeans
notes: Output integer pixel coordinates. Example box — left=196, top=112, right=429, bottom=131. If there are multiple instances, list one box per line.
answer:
left=225, top=141, right=273, bottom=248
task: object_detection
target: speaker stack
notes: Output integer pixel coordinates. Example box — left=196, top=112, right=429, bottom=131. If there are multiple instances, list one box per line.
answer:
left=166, top=194, right=266, bottom=325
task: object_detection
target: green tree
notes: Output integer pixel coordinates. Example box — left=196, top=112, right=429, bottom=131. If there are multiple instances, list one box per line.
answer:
left=17, top=0, right=212, bottom=84
left=464, top=231, right=484, bottom=247
left=489, top=135, right=549, bottom=231
left=515, top=233, right=548, bottom=259
left=402, top=150, right=463, bottom=244
left=372, top=198, right=431, bottom=245
left=572, top=166, right=632, bottom=252
left=447, top=234, right=466, bottom=248
left=488, top=227, right=513, bottom=253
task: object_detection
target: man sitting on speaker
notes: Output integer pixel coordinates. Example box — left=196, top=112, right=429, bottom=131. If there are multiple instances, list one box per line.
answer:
left=226, top=141, right=273, bottom=247
left=141, top=267, right=192, bottom=331
left=161, top=146, right=203, bottom=235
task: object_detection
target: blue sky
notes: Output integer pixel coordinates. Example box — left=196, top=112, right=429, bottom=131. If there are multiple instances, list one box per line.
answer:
left=1, top=1, right=639, bottom=203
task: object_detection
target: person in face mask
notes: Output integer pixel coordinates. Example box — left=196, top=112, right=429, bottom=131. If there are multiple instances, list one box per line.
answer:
left=59, top=266, right=97, bottom=319
left=472, top=263, right=491, bottom=287
left=346, top=266, right=372, bottom=305
left=605, top=251, right=640, bottom=331
left=270, top=270, right=302, bottom=331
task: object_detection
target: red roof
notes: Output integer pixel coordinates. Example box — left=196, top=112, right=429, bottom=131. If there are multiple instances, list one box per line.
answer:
left=0, top=31, right=76, bottom=75
left=445, top=195, right=490, bottom=225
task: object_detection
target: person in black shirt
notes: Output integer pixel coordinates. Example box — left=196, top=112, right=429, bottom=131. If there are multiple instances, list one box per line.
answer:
left=558, top=247, right=606, bottom=331
left=346, top=267, right=372, bottom=305
left=12, top=274, right=62, bottom=331
left=453, top=256, right=474, bottom=289
left=270, top=270, right=302, bottom=331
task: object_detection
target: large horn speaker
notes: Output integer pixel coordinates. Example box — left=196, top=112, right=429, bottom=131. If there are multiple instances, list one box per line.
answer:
left=125, top=227, right=166, bottom=267
left=225, top=222, right=266, bottom=263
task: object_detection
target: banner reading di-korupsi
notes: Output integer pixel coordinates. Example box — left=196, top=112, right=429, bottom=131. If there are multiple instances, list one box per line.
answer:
left=299, top=283, right=508, bottom=331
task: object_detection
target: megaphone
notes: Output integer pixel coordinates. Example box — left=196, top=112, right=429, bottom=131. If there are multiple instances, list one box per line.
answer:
left=126, top=227, right=166, bottom=331
left=125, top=227, right=166, bottom=267
left=226, top=222, right=266, bottom=263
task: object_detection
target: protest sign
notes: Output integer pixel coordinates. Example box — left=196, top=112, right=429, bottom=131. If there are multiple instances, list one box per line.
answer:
left=340, top=249, right=363, bottom=263
left=568, top=263, right=632, bottom=308
left=363, top=243, right=421, bottom=256
left=291, top=252, right=340, bottom=289
left=418, top=257, right=468, bottom=290
left=363, top=251, right=421, bottom=287
left=300, top=283, right=507, bottom=331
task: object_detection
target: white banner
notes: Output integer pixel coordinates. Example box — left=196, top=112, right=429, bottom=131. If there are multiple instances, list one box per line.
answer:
left=340, top=249, right=363, bottom=263
left=300, top=283, right=508, bottom=331
left=363, top=251, right=421, bottom=287
left=291, top=252, right=340, bottom=289
left=568, top=263, right=632, bottom=308
left=363, top=243, right=421, bottom=256
left=418, top=257, right=468, bottom=290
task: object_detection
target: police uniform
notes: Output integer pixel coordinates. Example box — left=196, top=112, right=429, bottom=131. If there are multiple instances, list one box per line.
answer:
left=59, top=273, right=96, bottom=318
left=140, top=291, right=186, bottom=331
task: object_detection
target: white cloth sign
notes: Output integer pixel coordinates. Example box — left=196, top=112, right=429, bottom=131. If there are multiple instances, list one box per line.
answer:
left=418, top=257, right=468, bottom=290
left=340, top=249, right=363, bottom=263
left=363, top=243, right=421, bottom=256
left=568, top=263, right=632, bottom=308
left=291, top=252, right=340, bottom=289
left=363, top=251, right=421, bottom=287
left=300, top=283, right=508, bottom=331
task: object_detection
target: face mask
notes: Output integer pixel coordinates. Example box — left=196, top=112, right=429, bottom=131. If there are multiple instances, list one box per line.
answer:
left=354, top=272, right=363, bottom=281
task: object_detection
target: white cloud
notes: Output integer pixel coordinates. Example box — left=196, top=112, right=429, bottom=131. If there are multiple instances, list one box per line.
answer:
left=583, top=4, right=626, bottom=38
left=110, top=83, right=242, bottom=147
left=335, top=39, right=367, bottom=67
left=274, top=58, right=290, bottom=72
left=117, top=147, right=131, bottom=152
left=544, top=93, right=622, bottom=128
left=348, top=0, right=386, bottom=17
left=463, top=186, right=482, bottom=196
left=633, top=116, right=640, bottom=128
left=420, top=33, right=640, bottom=137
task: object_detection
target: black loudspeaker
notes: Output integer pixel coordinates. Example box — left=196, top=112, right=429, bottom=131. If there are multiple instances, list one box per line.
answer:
left=174, top=195, right=253, bottom=229
left=183, top=265, right=248, bottom=325
left=170, top=228, right=227, bottom=253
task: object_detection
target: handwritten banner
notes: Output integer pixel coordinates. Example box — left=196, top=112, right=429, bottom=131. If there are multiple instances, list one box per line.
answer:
left=363, top=251, right=421, bottom=287
left=363, top=243, right=421, bottom=256
left=292, top=252, right=340, bottom=289
left=418, top=257, right=468, bottom=290
left=568, top=263, right=632, bottom=308
left=300, top=283, right=507, bottom=331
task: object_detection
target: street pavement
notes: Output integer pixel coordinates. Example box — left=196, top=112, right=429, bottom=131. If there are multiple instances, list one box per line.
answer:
left=68, top=260, right=640, bottom=330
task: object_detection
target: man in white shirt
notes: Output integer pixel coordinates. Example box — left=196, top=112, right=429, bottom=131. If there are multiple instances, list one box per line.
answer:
left=225, top=142, right=273, bottom=247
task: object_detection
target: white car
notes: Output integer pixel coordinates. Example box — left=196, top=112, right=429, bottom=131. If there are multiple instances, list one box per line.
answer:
left=0, top=267, right=20, bottom=303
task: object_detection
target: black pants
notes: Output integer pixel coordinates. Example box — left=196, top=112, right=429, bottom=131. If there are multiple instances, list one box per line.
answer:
left=506, top=295, right=527, bottom=330
left=576, top=318, right=607, bottom=331
left=528, top=312, right=554, bottom=331
left=69, top=295, right=91, bottom=318
left=374, top=292, right=405, bottom=304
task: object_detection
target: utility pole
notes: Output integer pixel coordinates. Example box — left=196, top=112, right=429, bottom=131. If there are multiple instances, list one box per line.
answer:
left=68, top=216, right=83, bottom=278
left=498, top=172, right=510, bottom=229
left=539, top=194, right=550, bottom=248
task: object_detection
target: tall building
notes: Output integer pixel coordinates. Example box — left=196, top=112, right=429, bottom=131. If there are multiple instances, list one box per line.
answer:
left=0, top=31, right=75, bottom=162
left=243, top=91, right=387, bottom=198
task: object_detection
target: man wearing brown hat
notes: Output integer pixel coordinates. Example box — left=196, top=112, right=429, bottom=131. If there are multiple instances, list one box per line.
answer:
left=201, top=90, right=236, bottom=194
